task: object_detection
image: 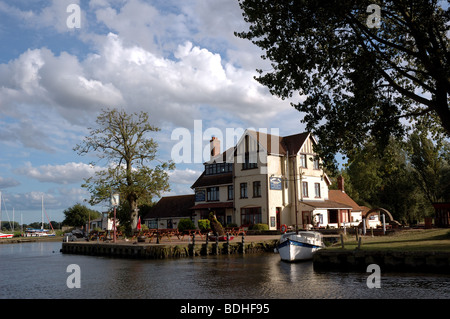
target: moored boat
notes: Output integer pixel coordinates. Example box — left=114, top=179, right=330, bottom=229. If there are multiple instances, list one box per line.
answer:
left=276, top=231, right=324, bottom=262
left=0, top=232, right=13, bottom=239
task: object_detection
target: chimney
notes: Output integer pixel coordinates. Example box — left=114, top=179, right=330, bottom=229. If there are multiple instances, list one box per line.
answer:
left=337, top=175, right=345, bottom=193
left=210, top=136, right=220, bottom=159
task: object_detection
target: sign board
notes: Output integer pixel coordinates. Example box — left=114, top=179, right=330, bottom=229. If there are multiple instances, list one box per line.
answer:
left=269, top=177, right=282, bottom=190
left=111, top=193, right=120, bottom=207
left=195, top=190, right=206, bottom=202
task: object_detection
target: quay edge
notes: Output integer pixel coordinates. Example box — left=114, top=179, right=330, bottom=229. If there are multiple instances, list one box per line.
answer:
left=313, top=249, right=450, bottom=273
left=60, top=239, right=279, bottom=259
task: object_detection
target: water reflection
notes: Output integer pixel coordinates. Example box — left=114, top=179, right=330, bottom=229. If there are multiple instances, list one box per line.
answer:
left=1, top=242, right=450, bottom=299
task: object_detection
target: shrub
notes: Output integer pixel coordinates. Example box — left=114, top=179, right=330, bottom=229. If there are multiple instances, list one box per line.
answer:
left=177, top=218, right=196, bottom=232
left=250, top=223, right=269, bottom=231
left=198, top=219, right=210, bottom=232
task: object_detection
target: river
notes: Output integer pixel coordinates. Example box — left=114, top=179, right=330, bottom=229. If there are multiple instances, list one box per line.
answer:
left=1, top=241, right=449, bottom=300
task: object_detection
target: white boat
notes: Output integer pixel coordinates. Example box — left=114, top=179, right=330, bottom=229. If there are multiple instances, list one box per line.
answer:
left=24, top=228, right=55, bottom=237
left=0, top=232, right=13, bottom=239
left=24, top=196, right=55, bottom=237
left=276, top=231, right=324, bottom=262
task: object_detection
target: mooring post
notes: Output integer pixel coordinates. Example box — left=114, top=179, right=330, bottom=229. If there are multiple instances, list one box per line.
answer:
left=190, top=233, right=195, bottom=256
left=205, top=233, right=209, bottom=255
left=226, top=233, right=230, bottom=255
left=156, top=231, right=160, bottom=244
left=357, top=237, right=362, bottom=249
left=362, top=218, right=366, bottom=235
left=340, top=233, right=345, bottom=249
left=216, top=235, right=219, bottom=255
left=242, top=234, right=245, bottom=254
left=382, top=214, right=386, bottom=235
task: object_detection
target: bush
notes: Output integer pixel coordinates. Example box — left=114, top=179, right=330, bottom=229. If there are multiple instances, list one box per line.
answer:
left=177, top=218, right=196, bottom=232
left=250, top=223, right=269, bottom=231
left=198, top=219, right=210, bottom=232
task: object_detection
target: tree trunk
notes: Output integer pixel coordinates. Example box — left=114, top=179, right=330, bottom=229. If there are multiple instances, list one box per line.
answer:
left=128, top=194, right=139, bottom=231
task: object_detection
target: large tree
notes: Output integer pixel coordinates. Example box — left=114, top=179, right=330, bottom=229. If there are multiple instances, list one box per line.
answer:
left=236, top=0, right=450, bottom=169
left=62, top=203, right=101, bottom=227
left=74, top=108, right=174, bottom=231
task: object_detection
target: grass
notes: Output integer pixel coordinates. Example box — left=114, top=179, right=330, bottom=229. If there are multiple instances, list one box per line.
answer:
left=329, top=228, right=450, bottom=252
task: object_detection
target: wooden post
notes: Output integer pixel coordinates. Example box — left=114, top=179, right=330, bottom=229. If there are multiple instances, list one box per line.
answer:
left=357, top=237, right=362, bottom=250
left=216, top=235, right=219, bottom=255
left=242, top=234, right=245, bottom=254
left=205, top=233, right=209, bottom=256
left=340, top=233, right=345, bottom=249
left=226, top=233, right=230, bottom=255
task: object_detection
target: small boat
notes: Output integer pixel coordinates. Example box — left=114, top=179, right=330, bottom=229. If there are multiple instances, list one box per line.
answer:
left=24, top=228, right=55, bottom=237
left=0, top=232, right=13, bottom=239
left=276, top=231, right=324, bottom=262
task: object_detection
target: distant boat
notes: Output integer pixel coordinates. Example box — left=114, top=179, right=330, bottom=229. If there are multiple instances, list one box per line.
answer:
left=276, top=231, right=324, bottom=262
left=0, top=232, right=13, bottom=239
left=24, top=196, right=55, bottom=237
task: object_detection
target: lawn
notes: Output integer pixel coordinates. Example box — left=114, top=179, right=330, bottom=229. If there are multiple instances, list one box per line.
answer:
left=330, top=228, right=450, bottom=252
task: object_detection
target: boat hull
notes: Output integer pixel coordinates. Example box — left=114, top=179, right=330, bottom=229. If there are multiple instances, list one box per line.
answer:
left=277, top=237, right=322, bottom=262
left=0, top=233, right=13, bottom=239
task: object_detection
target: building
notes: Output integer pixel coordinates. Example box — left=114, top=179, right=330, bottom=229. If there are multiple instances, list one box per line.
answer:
left=88, top=212, right=118, bottom=232
left=189, top=130, right=363, bottom=230
left=142, top=194, right=196, bottom=229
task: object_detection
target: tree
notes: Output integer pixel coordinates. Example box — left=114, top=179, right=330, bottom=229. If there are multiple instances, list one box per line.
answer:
left=74, top=108, right=175, bottom=231
left=236, top=0, right=450, bottom=170
left=62, top=204, right=101, bottom=227
left=407, top=130, right=450, bottom=203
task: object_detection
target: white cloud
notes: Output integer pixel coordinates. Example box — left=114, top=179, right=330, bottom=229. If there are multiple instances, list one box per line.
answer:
left=14, top=162, right=101, bottom=184
left=0, top=176, right=20, bottom=189
left=169, top=168, right=202, bottom=186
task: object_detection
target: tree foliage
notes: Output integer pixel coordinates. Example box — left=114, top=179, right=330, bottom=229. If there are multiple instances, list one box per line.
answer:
left=74, top=108, right=175, bottom=230
left=236, top=0, right=450, bottom=170
left=336, top=135, right=450, bottom=224
left=62, top=203, right=101, bottom=227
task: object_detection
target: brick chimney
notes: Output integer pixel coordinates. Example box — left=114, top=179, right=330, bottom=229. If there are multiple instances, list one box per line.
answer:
left=210, top=136, right=220, bottom=159
left=337, top=175, right=345, bottom=193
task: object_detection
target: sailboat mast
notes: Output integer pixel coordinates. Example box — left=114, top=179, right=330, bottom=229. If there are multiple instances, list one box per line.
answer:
left=0, top=191, right=2, bottom=231
left=41, top=196, right=44, bottom=230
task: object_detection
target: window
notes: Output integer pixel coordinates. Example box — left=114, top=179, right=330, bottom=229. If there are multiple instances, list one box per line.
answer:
left=205, top=163, right=233, bottom=175
left=300, top=154, right=307, bottom=168
left=302, top=181, right=308, bottom=198
left=314, top=183, right=321, bottom=198
left=207, top=187, right=219, bottom=201
left=253, top=181, right=261, bottom=197
left=228, top=185, right=234, bottom=200
left=241, top=207, right=262, bottom=226
left=242, top=152, right=258, bottom=170
left=240, top=183, right=248, bottom=198
left=313, top=157, right=320, bottom=170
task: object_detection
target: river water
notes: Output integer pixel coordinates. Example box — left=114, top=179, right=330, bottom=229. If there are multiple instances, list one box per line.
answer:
left=1, top=241, right=449, bottom=300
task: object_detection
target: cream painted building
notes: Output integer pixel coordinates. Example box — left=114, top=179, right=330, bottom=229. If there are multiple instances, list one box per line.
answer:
left=190, top=130, right=362, bottom=230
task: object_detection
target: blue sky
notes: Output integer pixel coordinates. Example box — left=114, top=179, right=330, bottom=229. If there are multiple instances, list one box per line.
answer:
left=0, top=0, right=306, bottom=225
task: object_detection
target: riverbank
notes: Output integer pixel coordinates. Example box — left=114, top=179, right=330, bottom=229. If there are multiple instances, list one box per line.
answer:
left=314, top=228, right=450, bottom=273
left=0, top=236, right=63, bottom=244
left=61, top=235, right=280, bottom=259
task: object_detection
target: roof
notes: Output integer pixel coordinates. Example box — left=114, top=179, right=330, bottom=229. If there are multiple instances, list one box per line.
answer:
left=302, top=200, right=353, bottom=210
left=191, top=172, right=233, bottom=189
left=246, top=130, right=311, bottom=156
left=142, top=194, right=195, bottom=220
left=328, top=190, right=362, bottom=212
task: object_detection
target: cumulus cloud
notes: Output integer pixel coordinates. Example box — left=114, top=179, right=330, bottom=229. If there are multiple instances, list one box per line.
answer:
left=14, top=162, right=101, bottom=184
left=0, top=176, right=20, bottom=189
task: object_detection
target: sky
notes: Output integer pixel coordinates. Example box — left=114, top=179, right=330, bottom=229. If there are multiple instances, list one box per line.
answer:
left=0, top=0, right=308, bottom=225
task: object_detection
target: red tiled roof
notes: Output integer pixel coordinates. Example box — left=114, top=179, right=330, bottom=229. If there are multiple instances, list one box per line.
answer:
left=302, top=200, right=353, bottom=209
left=328, top=190, right=362, bottom=212
left=191, top=172, right=233, bottom=189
